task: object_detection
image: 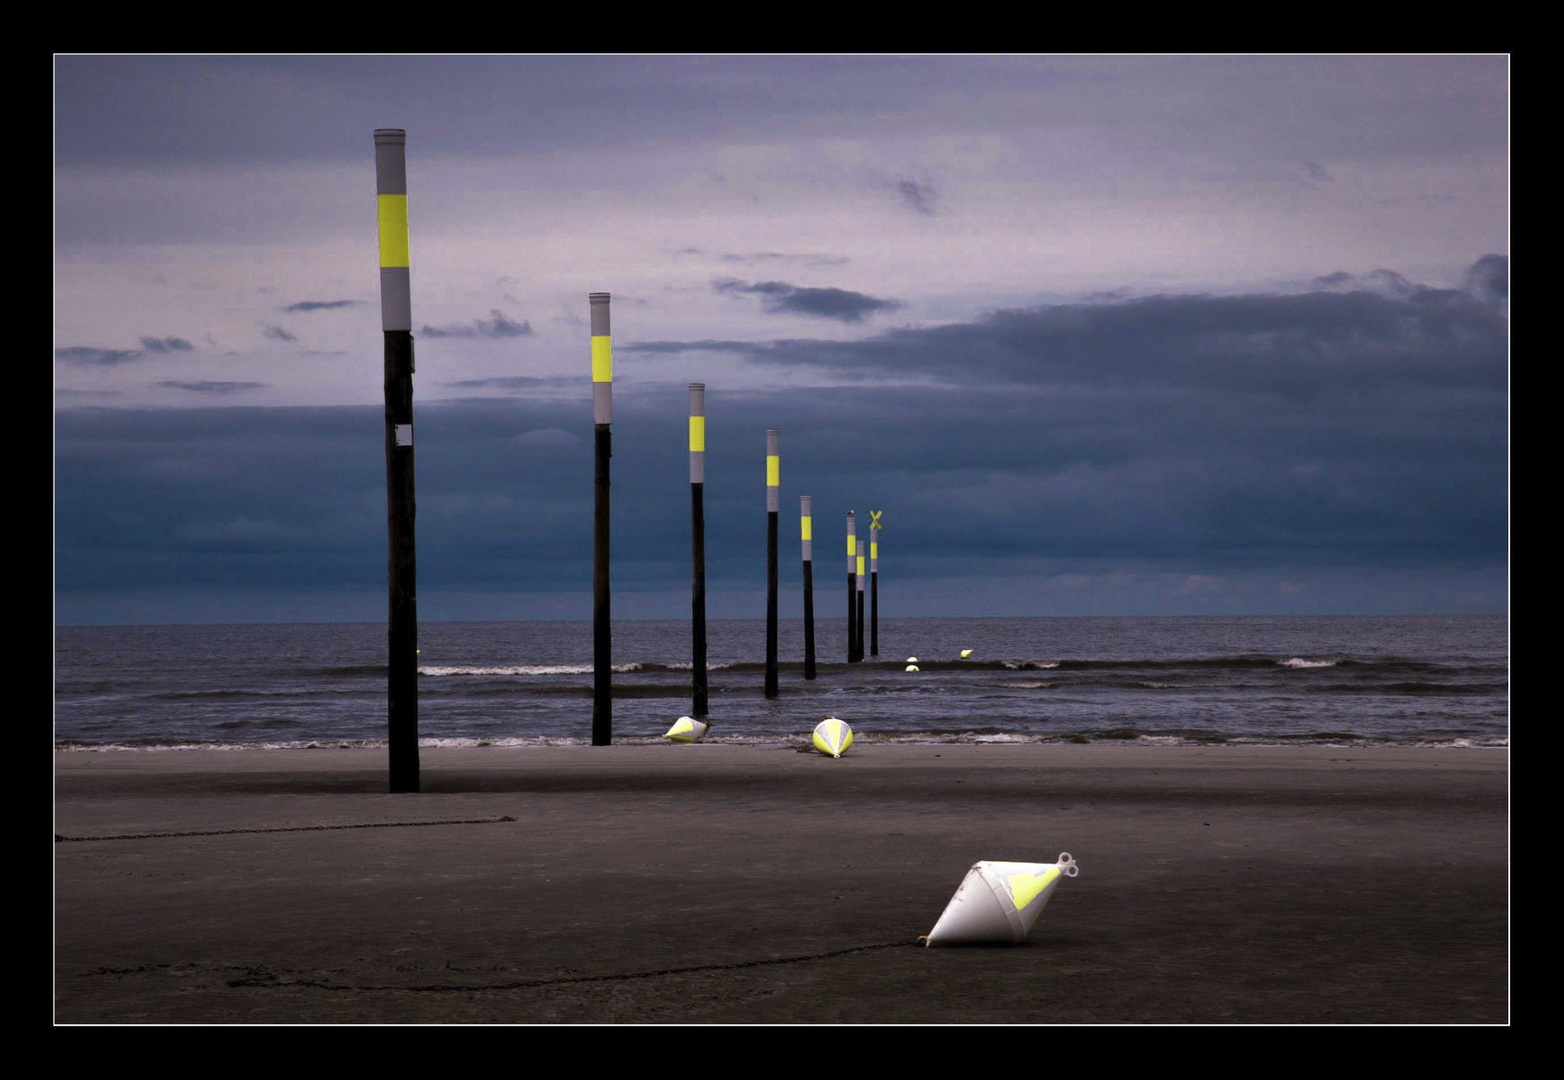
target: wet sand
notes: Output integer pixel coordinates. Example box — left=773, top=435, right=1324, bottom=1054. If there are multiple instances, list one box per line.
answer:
left=53, top=743, right=1508, bottom=1024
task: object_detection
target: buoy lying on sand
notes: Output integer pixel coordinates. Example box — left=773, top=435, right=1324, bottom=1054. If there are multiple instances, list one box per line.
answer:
left=922, top=853, right=1079, bottom=946
left=960, top=649, right=973, bottom=659
left=905, top=664, right=920, bottom=672
left=665, top=716, right=709, bottom=743
left=812, top=716, right=854, bottom=758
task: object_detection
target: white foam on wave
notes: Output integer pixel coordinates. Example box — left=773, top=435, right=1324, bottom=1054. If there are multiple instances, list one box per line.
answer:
left=1003, top=660, right=1060, bottom=670
left=1279, top=657, right=1338, bottom=669
left=419, top=662, right=645, bottom=676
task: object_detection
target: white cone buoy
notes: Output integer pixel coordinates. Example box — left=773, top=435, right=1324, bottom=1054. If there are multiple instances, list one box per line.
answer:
left=665, top=716, right=709, bottom=743
left=812, top=716, right=854, bottom=758
left=906, top=656, right=919, bottom=663
left=905, top=664, right=920, bottom=672
left=960, top=649, right=973, bottom=659
left=922, top=853, right=1079, bottom=946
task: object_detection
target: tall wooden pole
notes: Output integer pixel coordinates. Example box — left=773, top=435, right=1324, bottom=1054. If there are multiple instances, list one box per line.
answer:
left=374, top=128, right=419, bottom=794
left=801, top=495, right=816, bottom=680
left=870, top=511, right=880, bottom=657
left=690, top=383, right=708, bottom=717
left=847, top=511, right=858, bottom=662
left=590, top=292, right=613, bottom=745
left=765, top=429, right=780, bottom=698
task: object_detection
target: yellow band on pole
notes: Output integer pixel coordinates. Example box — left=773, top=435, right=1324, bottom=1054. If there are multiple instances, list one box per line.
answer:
left=848, top=535, right=855, bottom=556
left=871, top=542, right=878, bottom=559
left=591, top=336, right=612, bottom=383
left=377, top=195, right=409, bottom=268
left=766, top=455, right=779, bottom=487
left=689, top=415, right=705, bottom=452
left=857, top=554, right=865, bottom=575
left=801, top=516, right=812, bottom=541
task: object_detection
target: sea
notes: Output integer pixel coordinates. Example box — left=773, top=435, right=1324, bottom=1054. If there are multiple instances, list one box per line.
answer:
left=53, top=615, right=1508, bottom=751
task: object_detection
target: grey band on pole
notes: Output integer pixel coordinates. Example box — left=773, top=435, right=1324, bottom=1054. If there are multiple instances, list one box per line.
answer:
left=847, top=511, right=857, bottom=575
left=689, top=383, right=705, bottom=484
left=374, top=129, right=412, bottom=333
left=590, top=293, right=612, bottom=425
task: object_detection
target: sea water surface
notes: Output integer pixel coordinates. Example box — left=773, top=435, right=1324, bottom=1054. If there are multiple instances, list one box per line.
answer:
left=53, top=616, right=1507, bottom=750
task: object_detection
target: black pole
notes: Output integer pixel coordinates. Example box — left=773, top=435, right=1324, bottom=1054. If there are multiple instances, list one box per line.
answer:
left=591, top=293, right=613, bottom=746
left=375, top=128, right=419, bottom=794
left=871, top=569, right=879, bottom=657
left=857, top=583, right=865, bottom=662
left=801, top=495, right=816, bottom=680
left=690, top=384, right=708, bottom=716
left=765, top=429, right=780, bottom=698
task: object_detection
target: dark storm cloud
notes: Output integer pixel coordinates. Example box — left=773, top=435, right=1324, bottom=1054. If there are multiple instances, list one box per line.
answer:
left=894, top=178, right=939, bottom=215
left=282, top=299, right=362, bottom=313
left=1464, top=254, right=1508, bottom=304
left=721, top=252, right=850, bottom=267
left=680, top=258, right=1508, bottom=400
left=443, top=376, right=574, bottom=392
left=712, top=279, right=904, bottom=323
left=263, top=325, right=298, bottom=342
left=54, top=258, right=1506, bottom=617
left=156, top=381, right=267, bottom=394
left=55, top=346, right=143, bottom=367
left=420, top=310, right=536, bottom=339
left=138, top=336, right=194, bottom=353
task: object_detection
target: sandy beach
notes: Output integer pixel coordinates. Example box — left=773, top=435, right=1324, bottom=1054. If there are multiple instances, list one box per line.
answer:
left=53, top=743, right=1508, bottom=1024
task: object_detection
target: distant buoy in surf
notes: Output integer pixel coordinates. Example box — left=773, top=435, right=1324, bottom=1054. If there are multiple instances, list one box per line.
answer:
left=812, top=716, right=854, bottom=758
left=906, top=656, right=919, bottom=663
left=960, top=649, right=973, bottom=659
left=905, top=664, right=920, bottom=673
left=665, top=716, right=709, bottom=743
left=922, top=854, right=1079, bottom=946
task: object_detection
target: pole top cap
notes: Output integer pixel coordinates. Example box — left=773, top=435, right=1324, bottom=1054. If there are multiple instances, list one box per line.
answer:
left=374, top=128, right=407, bottom=143
left=689, top=381, right=705, bottom=391
left=767, top=428, right=780, bottom=436
left=589, top=292, right=611, bottom=302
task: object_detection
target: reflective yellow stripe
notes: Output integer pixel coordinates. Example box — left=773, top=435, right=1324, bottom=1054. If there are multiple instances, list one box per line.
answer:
left=591, top=336, right=612, bottom=382
left=801, top=516, right=812, bottom=541
left=857, top=554, right=865, bottom=575
left=1006, top=867, right=1060, bottom=910
left=377, top=195, right=409, bottom=268
left=871, top=542, right=878, bottom=559
left=766, top=455, right=779, bottom=487
left=848, top=536, right=855, bottom=556
left=689, top=416, right=705, bottom=452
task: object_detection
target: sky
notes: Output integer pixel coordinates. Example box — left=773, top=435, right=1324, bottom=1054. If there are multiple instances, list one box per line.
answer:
left=54, top=55, right=1509, bottom=625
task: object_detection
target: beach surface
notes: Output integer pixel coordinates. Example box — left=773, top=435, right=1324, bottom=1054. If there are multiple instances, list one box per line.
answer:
left=54, top=743, right=1508, bottom=1024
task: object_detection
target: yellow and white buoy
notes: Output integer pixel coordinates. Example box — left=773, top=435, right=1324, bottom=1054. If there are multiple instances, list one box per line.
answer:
left=922, top=853, right=1079, bottom=946
left=665, top=716, right=709, bottom=743
left=812, top=716, right=854, bottom=758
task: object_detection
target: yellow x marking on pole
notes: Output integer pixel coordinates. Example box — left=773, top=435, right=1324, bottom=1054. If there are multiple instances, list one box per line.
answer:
left=870, top=510, right=883, bottom=530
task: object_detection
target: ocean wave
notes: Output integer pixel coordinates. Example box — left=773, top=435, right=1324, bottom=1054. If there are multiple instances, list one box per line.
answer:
left=1280, top=657, right=1339, bottom=669
left=54, top=731, right=1511, bottom=752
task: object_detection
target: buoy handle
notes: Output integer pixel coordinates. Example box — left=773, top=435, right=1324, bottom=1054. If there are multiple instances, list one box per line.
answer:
left=1057, top=852, right=1079, bottom=877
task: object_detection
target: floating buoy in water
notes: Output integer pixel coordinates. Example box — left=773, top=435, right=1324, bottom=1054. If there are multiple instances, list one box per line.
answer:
left=905, top=664, right=920, bottom=673
left=960, top=649, right=973, bottom=659
left=922, top=854, right=1079, bottom=946
left=812, top=716, right=854, bottom=758
left=665, top=716, right=709, bottom=743
left=906, top=656, right=919, bottom=663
